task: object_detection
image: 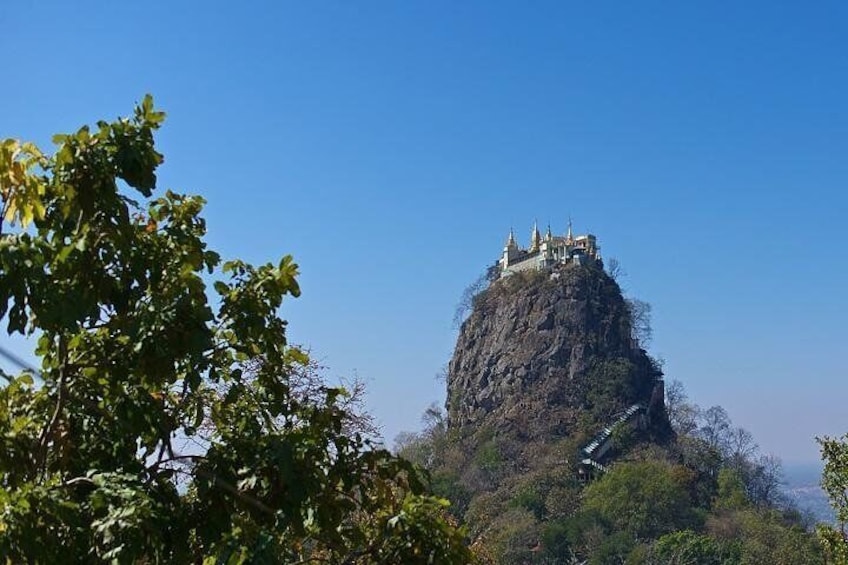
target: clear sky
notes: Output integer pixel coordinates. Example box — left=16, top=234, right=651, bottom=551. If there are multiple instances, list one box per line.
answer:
left=2, top=1, right=846, bottom=464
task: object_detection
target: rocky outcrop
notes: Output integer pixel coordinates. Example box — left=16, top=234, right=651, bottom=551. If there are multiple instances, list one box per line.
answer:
left=446, top=264, right=670, bottom=441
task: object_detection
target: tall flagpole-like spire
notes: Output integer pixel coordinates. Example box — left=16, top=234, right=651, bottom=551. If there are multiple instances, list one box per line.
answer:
left=530, top=219, right=541, bottom=251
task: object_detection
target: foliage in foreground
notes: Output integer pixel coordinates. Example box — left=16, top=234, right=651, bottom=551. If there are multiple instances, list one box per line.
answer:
left=0, top=97, right=475, bottom=563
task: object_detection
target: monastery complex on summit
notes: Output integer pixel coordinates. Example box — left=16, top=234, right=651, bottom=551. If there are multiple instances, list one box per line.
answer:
left=498, top=221, right=601, bottom=278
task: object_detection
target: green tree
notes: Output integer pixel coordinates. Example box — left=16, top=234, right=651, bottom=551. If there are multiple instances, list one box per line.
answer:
left=0, top=97, right=475, bottom=563
left=705, top=508, right=822, bottom=565
left=652, top=530, right=739, bottom=565
left=714, top=468, right=749, bottom=511
left=582, top=460, right=696, bottom=540
left=818, top=434, right=848, bottom=564
left=589, top=531, right=635, bottom=565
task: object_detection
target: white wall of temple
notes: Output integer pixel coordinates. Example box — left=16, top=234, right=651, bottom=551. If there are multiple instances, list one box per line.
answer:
left=502, top=255, right=543, bottom=275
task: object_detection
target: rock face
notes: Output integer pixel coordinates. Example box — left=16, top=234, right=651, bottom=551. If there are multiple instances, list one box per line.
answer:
left=446, top=264, right=669, bottom=440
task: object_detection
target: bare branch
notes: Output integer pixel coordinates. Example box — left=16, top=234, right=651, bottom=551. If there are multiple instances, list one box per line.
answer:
left=194, top=466, right=275, bottom=516
left=38, top=336, right=68, bottom=473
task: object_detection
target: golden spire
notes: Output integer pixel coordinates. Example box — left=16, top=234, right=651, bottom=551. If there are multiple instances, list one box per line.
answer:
left=530, top=220, right=541, bottom=251
left=506, top=227, right=516, bottom=248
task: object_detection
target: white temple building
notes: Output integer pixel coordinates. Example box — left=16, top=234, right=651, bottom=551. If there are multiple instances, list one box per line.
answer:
left=498, top=221, right=600, bottom=277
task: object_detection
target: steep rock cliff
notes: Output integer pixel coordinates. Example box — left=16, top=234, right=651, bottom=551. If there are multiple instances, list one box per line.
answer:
left=446, top=264, right=669, bottom=441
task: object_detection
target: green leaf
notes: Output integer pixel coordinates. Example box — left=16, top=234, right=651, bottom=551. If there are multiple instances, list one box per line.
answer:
left=213, top=281, right=229, bottom=295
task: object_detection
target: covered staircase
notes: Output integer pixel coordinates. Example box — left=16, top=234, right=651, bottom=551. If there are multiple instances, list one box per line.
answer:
left=577, top=403, right=643, bottom=480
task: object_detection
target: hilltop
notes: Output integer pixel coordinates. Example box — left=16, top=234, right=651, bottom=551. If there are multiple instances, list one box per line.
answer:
left=397, top=257, right=822, bottom=563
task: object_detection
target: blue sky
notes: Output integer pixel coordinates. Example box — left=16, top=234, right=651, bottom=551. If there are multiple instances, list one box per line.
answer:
left=2, top=1, right=846, bottom=464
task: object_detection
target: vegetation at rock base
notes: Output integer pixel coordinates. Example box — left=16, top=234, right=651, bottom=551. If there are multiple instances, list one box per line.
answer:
left=0, top=98, right=476, bottom=563
left=400, top=386, right=826, bottom=563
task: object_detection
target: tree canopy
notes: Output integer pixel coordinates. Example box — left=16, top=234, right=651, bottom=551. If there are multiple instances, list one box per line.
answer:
left=818, top=434, right=848, bottom=564
left=581, top=460, right=696, bottom=540
left=0, top=97, right=475, bottom=563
